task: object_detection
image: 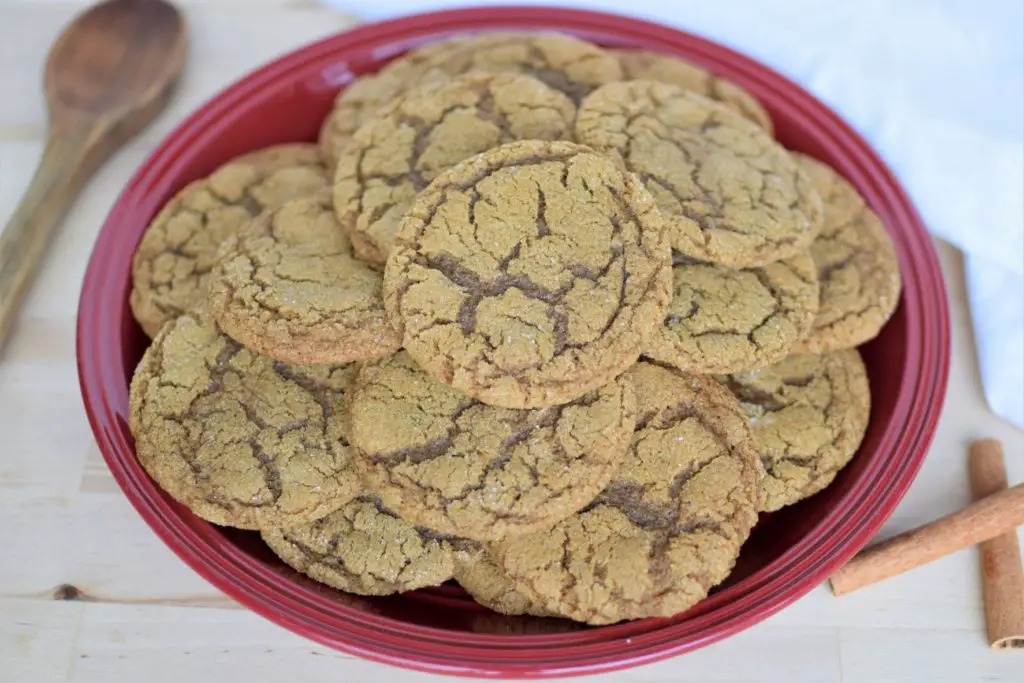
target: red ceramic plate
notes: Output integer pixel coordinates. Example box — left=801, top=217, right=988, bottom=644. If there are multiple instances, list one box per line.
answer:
left=77, top=6, right=950, bottom=678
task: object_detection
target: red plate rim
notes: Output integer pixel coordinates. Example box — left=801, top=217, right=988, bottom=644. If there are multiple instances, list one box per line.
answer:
left=76, top=5, right=950, bottom=678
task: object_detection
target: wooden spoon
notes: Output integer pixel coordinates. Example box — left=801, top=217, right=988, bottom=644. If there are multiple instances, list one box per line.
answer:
left=0, top=0, right=187, bottom=352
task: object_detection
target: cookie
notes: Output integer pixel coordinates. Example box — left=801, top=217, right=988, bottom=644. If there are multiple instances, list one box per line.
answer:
left=614, top=49, right=773, bottom=133
left=719, top=349, right=871, bottom=511
left=348, top=351, right=636, bottom=541
left=488, top=362, right=761, bottom=625
left=333, top=73, right=576, bottom=265
left=644, top=252, right=819, bottom=374
left=262, top=496, right=475, bottom=595
left=384, top=140, right=672, bottom=409
left=130, top=144, right=329, bottom=338
left=128, top=309, right=359, bottom=529
left=318, top=38, right=466, bottom=165
left=454, top=553, right=550, bottom=617
left=792, top=154, right=902, bottom=353
left=208, top=191, right=402, bottom=365
left=421, top=31, right=623, bottom=104
left=575, top=80, right=822, bottom=268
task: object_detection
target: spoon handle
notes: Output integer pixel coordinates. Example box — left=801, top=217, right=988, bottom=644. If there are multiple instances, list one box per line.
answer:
left=0, top=122, right=99, bottom=351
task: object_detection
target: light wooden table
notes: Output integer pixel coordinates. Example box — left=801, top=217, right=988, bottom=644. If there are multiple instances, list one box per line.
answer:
left=1, top=2, right=1021, bottom=682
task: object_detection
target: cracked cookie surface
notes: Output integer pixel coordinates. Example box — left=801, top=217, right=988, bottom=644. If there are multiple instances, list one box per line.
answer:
left=793, top=155, right=902, bottom=353
left=209, top=192, right=402, bottom=365
left=384, top=140, right=671, bottom=409
left=128, top=309, right=359, bottom=529
left=455, top=553, right=550, bottom=616
left=318, top=38, right=465, bottom=166
left=348, top=351, right=636, bottom=541
left=488, top=362, right=760, bottom=624
left=644, top=251, right=819, bottom=373
left=262, top=496, right=476, bottom=595
left=421, top=32, right=623, bottom=104
left=130, top=144, right=329, bottom=338
left=333, top=73, right=576, bottom=265
left=575, top=80, right=822, bottom=268
left=614, top=49, right=773, bottom=134
left=719, top=349, right=870, bottom=511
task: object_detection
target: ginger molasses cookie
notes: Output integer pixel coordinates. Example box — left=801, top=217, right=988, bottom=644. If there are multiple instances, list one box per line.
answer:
left=209, top=191, right=401, bottom=365
left=348, top=351, right=636, bottom=542
left=262, top=496, right=476, bottom=595
left=318, top=38, right=466, bottom=165
left=422, top=31, right=623, bottom=104
left=384, top=140, right=671, bottom=409
left=455, top=553, right=550, bottom=617
left=793, top=154, right=902, bottom=353
left=614, top=49, right=773, bottom=133
left=576, top=80, right=822, bottom=268
left=644, top=252, right=819, bottom=374
left=333, top=73, right=576, bottom=265
left=719, top=349, right=871, bottom=512
left=488, top=362, right=761, bottom=625
left=128, top=309, right=359, bottom=529
left=130, top=144, right=329, bottom=338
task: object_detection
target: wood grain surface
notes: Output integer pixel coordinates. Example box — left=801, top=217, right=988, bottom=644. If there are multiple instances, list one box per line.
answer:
left=1, top=2, right=1022, bottom=682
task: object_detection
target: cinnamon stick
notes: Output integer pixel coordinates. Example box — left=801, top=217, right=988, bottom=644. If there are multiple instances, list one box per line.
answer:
left=829, top=481, right=1024, bottom=596
left=969, top=439, right=1024, bottom=650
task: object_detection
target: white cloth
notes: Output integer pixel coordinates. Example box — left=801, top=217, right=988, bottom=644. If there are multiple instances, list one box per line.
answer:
left=324, top=0, right=1024, bottom=427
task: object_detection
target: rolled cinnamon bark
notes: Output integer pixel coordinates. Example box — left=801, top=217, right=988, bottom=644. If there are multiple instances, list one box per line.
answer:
left=830, top=481, right=1024, bottom=596
left=969, top=439, right=1024, bottom=650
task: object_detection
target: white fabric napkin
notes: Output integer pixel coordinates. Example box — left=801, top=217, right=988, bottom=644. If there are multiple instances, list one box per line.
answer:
left=323, top=0, right=1024, bottom=428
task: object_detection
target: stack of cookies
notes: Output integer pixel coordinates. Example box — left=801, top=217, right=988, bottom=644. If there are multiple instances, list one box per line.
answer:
left=127, top=32, right=901, bottom=625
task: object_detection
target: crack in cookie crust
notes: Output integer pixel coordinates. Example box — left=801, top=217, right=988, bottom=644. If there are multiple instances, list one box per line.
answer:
left=317, top=38, right=467, bottom=166
left=130, top=144, right=329, bottom=338
left=792, top=154, right=902, bottom=353
left=348, top=351, right=636, bottom=541
left=487, top=363, right=760, bottom=624
left=718, top=349, right=871, bottom=511
left=333, top=73, right=576, bottom=265
left=209, top=191, right=402, bottom=365
left=384, top=140, right=671, bottom=409
left=262, top=496, right=476, bottom=595
left=421, top=32, right=623, bottom=104
left=614, top=49, right=774, bottom=134
left=128, top=310, right=360, bottom=529
left=644, top=251, right=819, bottom=373
left=575, top=80, right=822, bottom=268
